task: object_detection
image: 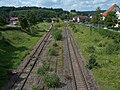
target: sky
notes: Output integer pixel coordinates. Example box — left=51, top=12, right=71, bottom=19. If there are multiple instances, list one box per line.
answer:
left=0, top=0, right=120, bottom=11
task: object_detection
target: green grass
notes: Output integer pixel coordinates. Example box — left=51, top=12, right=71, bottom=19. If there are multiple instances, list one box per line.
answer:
left=0, top=23, right=50, bottom=87
left=70, top=23, right=120, bottom=90
left=37, top=22, right=51, bottom=31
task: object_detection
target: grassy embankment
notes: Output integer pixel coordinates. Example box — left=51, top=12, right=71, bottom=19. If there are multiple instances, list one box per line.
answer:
left=69, top=23, right=120, bottom=90
left=0, top=23, right=50, bottom=86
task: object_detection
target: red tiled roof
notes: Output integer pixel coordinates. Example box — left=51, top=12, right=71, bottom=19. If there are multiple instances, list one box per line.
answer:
left=102, top=4, right=120, bottom=16
left=10, top=17, right=18, bottom=21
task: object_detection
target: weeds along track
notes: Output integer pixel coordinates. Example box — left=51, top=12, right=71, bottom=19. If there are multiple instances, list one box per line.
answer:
left=64, top=25, right=90, bottom=90
left=3, top=25, right=53, bottom=90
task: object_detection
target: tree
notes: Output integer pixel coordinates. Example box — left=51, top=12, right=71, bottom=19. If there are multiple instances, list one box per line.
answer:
left=0, top=17, right=6, bottom=26
left=87, top=54, right=97, bottom=69
left=19, top=15, right=29, bottom=30
left=91, top=7, right=102, bottom=24
left=105, top=11, right=118, bottom=27
left=27, top=11, right=37, bottom=25
left=70, top=10, right=76, bottom=13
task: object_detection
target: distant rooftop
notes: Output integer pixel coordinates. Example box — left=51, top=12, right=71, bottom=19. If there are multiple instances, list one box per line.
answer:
left=102, top=4, right=120, bottom=16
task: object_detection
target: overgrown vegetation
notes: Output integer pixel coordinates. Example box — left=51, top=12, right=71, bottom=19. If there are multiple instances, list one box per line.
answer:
left=0, top=23, right=48, bottom=87
left=51, top=27, right=62, bottom=40
left=49, top=47, right=58, bottom=56
left=86, top=46, right=96, bottom=53
left=37, top=60, right=50, bottom=76
left=87, top=55, right=98, bottom=69
left=70, top=23, right=120, bottom=90
left=37, top=60, right=60, bottom=88
left=37, top=23, right=62, bottom=88
left=106, top=42, right=120, bottom=55
left=44, top=72, right=59, bottom=88
left=53, top=42, right=58, bottom=47
left=0, top=26, right=21, bottom=31
left=32, top=84, right=40, bottom=90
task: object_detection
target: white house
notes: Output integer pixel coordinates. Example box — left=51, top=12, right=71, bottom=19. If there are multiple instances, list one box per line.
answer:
left=73, top=16, right=90, bottom=23
left=102, top=4, right=120, bottom=27
left=116, top=11, right=120, bottom=20
left=102, top=4, right=120, bottom=19
left=10, top=17, right=19, bottom=25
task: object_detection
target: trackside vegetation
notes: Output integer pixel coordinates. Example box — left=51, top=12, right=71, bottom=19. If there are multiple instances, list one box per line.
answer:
left=70, top=23, right=120, bottom=90
left=0, top=23, right=50, bottom=87
left=37, top=23, right=64, bottom=89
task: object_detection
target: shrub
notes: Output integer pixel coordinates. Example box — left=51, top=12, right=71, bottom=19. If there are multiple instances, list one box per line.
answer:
left=37, top=66, right=46, bottom=76
left=32, top=84, right=39, bottom=90
left=98, top=28, right=120, bottom=43
left=43, top=72, right=60, bottom=88
left=86, top=46, right=95, bottom=53
left=94, top=38, right=101, bottom=43
left=51, top=28, right=62, bottom=40
left=73, top=28, right=78, bottom=33
left=109, top=27, right=120, bottom=31
left=87, top=54, right=97, bottom=69
left=98, top=40, right=107, bottom=47
left=54, top=31, right=62, bottom=40
left=49, top=48, right=58, bottom=56
left=37, top=60, right=50, bottom=76
left=72, top=25, right=78, bottom=33
left=106, top=42, right=120, bottom=54
left=42, top=60, right=50, bottom=71
left=53, top=42, right=58, bottom=47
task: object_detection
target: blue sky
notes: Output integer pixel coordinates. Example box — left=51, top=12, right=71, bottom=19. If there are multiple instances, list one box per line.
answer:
left=0, top=0, right=120, bottom=11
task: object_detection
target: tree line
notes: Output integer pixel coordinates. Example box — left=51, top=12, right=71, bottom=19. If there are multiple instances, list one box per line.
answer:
left=0, top=6, right=71, bottom=25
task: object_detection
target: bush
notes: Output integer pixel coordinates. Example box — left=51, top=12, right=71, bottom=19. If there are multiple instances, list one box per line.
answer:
left=72, top=25, right=78, bottom=33
left=106, top=42, right=120, bottom=54
left=37, top=66, right=46, bottom=76
left=98, top=40, right=107, bottom=47
left=49, top=48, right=58, bottom=56
left=94, top=38, right=101, bottom=43
left=32, top=84, right=39, bottom=90
left=53, top=42, right=58, bottom=47
left=87, top=54, right=97, bottom=69
left=37, top=60, right=50, bottom=76
left=54, top=31, right=62, bottom=40
left=73, top=28, right=78, bottom=33
left=51, top=28, right=62, bottom=40
left=98, top=28, right=120, bottom=43
left=109, top=27, right=120, bottom=31
left=44, top=72, right=60, bottom=88
left=86, top=46, right=95, bottom=53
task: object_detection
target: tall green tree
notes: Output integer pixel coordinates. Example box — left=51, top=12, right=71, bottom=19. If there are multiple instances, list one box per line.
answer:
left=0, top=17, right=6, bottom=26
left=70, top=10, right=76, bottom=13
left=19, top=15, right=29, bottom=31
left=91, top=7, right=102, bottom=24
left=27, top=11, right=37, bottom=25
left=105, top=11, right=118, bottom=27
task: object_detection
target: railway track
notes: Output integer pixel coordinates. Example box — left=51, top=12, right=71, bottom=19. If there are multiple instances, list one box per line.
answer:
left=3, top=25, right=53, bottom=90
left=64, top=25, right=90, bottom=90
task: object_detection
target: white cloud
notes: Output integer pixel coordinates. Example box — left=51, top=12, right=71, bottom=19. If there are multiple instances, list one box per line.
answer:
left=0, top=0, right=119, bottom=11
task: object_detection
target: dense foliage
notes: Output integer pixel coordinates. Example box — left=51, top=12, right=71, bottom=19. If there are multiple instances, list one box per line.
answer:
left=104, top=11, right=118, bottom=27
left=97, top=28, right=120, bottom=44
left=70, top=23, right=120, bottom=90
left=87, top=55, right=98, bottom=69
left=44, top=73, right=59, bottom=88
left=51, top=28, right=62, bottom=40
left=92, top=7, right=102, bottom=24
